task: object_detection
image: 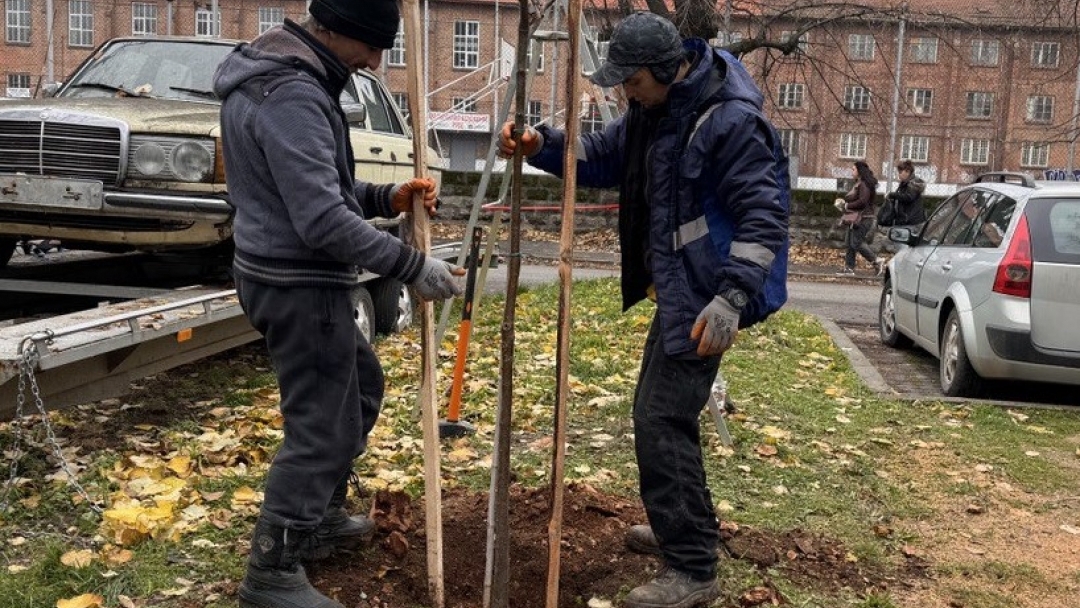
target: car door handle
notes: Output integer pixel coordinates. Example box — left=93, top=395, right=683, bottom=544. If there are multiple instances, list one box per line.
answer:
left=369, top=147, right=383, bottom=154
left=941, top=262, right=952, bottom=272
left=916, top=261, right=925, bottom=269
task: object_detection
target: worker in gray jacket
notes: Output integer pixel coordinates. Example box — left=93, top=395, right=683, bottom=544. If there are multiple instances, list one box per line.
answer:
left=213, top=1, right=462, bottom=606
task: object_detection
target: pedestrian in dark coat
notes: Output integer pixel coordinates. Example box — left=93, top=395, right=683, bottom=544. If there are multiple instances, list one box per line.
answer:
left=884, top=159, right=927, bottom=228
left=837, top=160, right=884, bottom=276
left=498, top=12, right=789, bottom=608
left=213, top=2, right=463, bottom=606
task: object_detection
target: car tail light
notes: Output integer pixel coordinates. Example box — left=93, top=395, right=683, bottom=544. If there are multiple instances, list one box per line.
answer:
left=992, top=214, right=1032, bottom=298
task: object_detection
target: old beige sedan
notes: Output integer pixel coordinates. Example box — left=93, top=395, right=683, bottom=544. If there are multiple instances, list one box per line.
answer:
left=0, top=36, right=432, bottom=269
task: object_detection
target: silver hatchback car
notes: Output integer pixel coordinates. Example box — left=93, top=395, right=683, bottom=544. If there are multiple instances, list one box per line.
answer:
left=878, top=172, right=1080, bottom=397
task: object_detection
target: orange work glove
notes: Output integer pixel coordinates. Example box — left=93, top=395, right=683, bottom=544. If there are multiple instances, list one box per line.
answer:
left=497, top=121, right=541, bottom=159
left=391, top=177, right=439, bottom=216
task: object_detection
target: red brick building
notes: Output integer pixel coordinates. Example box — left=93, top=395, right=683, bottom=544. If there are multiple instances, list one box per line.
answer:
left=3, top=0, right=1077, bottom=186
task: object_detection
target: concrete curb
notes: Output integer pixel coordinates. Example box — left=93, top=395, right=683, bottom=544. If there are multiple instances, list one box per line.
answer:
left=815, top=317, right=895, bottom=396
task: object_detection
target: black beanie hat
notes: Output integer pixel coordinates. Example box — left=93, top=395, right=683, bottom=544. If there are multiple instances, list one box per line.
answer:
left=309, top=0, right=400, bottom=50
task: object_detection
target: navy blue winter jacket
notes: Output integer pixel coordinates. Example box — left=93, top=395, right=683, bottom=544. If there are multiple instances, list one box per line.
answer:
left=529, top=40, right=789, bottom=356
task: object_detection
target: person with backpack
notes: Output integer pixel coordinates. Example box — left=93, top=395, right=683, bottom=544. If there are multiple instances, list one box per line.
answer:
left=497, top=11, right=789, bottom=608
left=881, top=159, right=927, bottom=231
left=836, top=160, right=885, bottom=276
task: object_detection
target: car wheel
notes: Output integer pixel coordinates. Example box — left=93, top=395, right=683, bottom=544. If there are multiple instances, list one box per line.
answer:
left=879, top=277, right=912, bottom=348
left=940, top=309, right=981, bottom=397
left=370, top=278, right=412, bottom=334
left=0, top=237, right=16, bottom=268
left=350, top=285, right=375, bottom=344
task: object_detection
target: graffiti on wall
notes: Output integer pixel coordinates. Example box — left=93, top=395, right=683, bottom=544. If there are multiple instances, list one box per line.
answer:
left=1042, top=168, right=1080, bottom=181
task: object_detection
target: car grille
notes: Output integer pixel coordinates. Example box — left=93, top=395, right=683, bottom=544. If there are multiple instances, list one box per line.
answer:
left=0, top=114, right=124, bottom=184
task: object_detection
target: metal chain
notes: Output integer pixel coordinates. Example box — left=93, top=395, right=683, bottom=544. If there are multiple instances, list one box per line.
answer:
left=1, top=338, right=102, bottom=514
left=0, top=343, right=30, bottom=512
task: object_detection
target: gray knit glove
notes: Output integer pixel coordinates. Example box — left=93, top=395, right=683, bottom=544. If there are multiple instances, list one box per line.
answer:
left=411, top=257, right=464, bottom=301
left=691, top=295, right=741, bottom=356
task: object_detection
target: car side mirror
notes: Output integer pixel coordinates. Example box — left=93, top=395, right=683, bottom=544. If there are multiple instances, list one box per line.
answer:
left=888, top=227, right=915, bottom=245
left=343, top=103, right=367, bottom=128
left=40, top=82, right=61, bottom=98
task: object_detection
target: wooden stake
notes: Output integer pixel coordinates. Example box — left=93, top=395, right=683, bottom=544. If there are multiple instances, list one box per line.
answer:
left=483, top=1, right=531, bottom=606
left=545, top=1, right=582, bottom=606
left=402, top=1, right=444, bottom=606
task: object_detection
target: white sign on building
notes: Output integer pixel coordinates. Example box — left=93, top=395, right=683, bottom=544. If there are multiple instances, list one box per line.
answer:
left=428, top=111, right=491, bottom=133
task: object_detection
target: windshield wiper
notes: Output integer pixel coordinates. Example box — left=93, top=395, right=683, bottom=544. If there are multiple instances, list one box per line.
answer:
left=170, top=86, right=217, bottom=100
left=68, top=81, right=152, bottom=97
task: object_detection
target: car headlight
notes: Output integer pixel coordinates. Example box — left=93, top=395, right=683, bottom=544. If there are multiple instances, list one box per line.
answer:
left=128, top=136, right=215, bottom=183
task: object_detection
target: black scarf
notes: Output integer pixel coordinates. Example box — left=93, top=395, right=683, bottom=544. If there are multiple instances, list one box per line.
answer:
left=618, top=102, right=664, bottom=311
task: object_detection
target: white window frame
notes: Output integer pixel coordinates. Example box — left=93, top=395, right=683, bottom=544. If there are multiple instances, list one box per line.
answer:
left=971, top=39, right=999, bottom=66
left=839, top=133, right=867, bottom=160
left=906, top=88, right=933, bottom=115
left=6, top=0, right=31, bottom=44
left=909, top=37, right=938, bottom=63
left=453, top=20, right=480, bottom=69
left=391, top=92, right=409, bottom=118
left=778, top=129, right=799, bottom=156
left=1026, top=95, right=1054, bottom=123
left=388, top=20, right=405, bottom=67
left=960, top=138, right=990, bottom=165
left=777, top=83, right=804, bottom=109
left=131, top=2, right=158, bottom=36
left=715, top=30, right=742, bottom=46
left=196, top=8, right=220, bottom=38
left=848, top=34, right=875, bottom=60
left=68, top=1, right=93, bottom=47
left=844, top=85, right=871, bottom=112
left=6, top=72, right=31, bottom=98
left=1021, top=142, right=1050, bottom=168
left=966, top=91, right=994, bottom=119
left=900, top=135, right=930, bottom=163
left=526, top=99, right=543, bottom=126
left=1031, top=42, right=1060, bottom=68
left=528, top=40, right=545, bottom=73
left=451, top=97, right=477, bottom=113
left=257, top=7, right=284, bottom=35
left=780, top=30, right=808, bottom=54
left=580, top=101, right=604, bottom=134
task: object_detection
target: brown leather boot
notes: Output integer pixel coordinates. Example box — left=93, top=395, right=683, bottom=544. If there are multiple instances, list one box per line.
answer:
left=625, top=524, right=661, bottom=555
left=623, top=567, right=720, bottom=608
left=238, top=517, right=343, bottom=608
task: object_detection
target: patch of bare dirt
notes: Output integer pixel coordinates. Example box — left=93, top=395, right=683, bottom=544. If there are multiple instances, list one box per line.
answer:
left=299, top=484, right=919, bottom=608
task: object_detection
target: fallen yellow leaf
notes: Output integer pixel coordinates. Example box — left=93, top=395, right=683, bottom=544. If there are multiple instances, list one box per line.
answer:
left=59, top=549, right=95, bottom=569
left=55, top=593, right=103, bottom=608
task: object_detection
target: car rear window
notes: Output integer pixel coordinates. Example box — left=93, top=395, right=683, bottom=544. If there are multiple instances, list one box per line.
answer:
left=1026, top=198, right=1080, bottom=263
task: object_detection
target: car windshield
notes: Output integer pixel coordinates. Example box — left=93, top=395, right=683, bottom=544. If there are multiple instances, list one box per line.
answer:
left=60, top=40, right=235, bottom=102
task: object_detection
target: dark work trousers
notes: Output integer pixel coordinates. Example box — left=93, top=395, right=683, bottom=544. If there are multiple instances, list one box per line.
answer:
left=236, top=277, right=383, bottom=530
left=845, top=217, right=878, bottom=269
left=633, top=315, right=721, bottom=580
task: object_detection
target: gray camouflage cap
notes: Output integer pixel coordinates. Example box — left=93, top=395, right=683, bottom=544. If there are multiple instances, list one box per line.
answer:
left=590, top=12, right=684, bottom=87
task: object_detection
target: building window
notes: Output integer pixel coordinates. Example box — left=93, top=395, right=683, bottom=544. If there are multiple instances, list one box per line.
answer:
left=6, top=0, right=30, bottom=44
left=6, top=72, right=31, bottom=98
left=779, top=30, right=808, bottom=54
left=68, top=1, right=93, bottom=47
left=388, top=21, right=405, bottom=66
left=909, top=37, right=938, bottom=63
left=1031, top=42, right=1059, bottom=68
left=966, top=91, right=994, bottom=118
left=839, top=133, right=867, bottom=159
left=453, top=21, right=480, bottom=69
left=777, top=83, right=804, bottom=109
left=581, top=101, right=604, bottom=134
left=451, top=97, right=477, bottom=113
left=528, top=40, right=544, bottom=72
left=778, top=129, right=799, bottom=156
left=971, top=39, right=999, bottom=66
left=196, top=8, right=220, bottom=37
left=715, top=30, right=742, bottom=46
left=1027, top=95, right=1054, bottom=123
left=526, top=100, right=543, bottom=126
left=900, top=135, right=930, bottom=162
left=960, top=139, right=990, bottom=165
left=844, top=85, right=871, bottom=112
left=132, top=2, right=157, bottom=36
left=1020, top=142, right=1050, bottom=167
left=848, top=34, right=874, bottom=60
left=257, top=7, right=284, bottom=35
left=906, top=88, right=933, bottom=115
left=391, top=92, right=408, bottom=120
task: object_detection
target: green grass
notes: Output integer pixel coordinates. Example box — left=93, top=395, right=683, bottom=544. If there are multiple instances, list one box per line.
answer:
left=2, top=277, right=1079, bottom=607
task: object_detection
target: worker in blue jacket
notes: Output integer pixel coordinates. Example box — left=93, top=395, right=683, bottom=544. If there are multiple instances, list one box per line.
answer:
left=499, top=11, right=789, bottom=608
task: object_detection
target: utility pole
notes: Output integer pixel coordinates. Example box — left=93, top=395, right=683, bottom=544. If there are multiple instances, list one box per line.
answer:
left=45, top=0, right=54, bottom=83
left=886, top=6, right=906, bottom=193
left=166, top=0, right=174, bottom=36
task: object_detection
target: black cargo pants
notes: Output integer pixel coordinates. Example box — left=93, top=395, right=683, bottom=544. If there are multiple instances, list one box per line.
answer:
left=236, top=277, right=383, bottom=530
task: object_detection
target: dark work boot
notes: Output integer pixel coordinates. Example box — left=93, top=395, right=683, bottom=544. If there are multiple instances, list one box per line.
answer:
left=298, top=476, right=375, bottom=562
left=623, top=567, right=721, bottom=608
left=238, top=518, right=343, bottom=608
left=626, top=524, right=661, bottom=555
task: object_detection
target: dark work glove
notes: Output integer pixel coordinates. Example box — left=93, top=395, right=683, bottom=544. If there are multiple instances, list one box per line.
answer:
left=411, top=256, right=464, bottom=301
left=690, top=295, right=741, bottom=357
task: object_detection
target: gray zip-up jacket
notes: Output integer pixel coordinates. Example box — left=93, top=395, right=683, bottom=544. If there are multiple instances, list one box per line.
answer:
left=213, top=20, right=423, bottom=288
